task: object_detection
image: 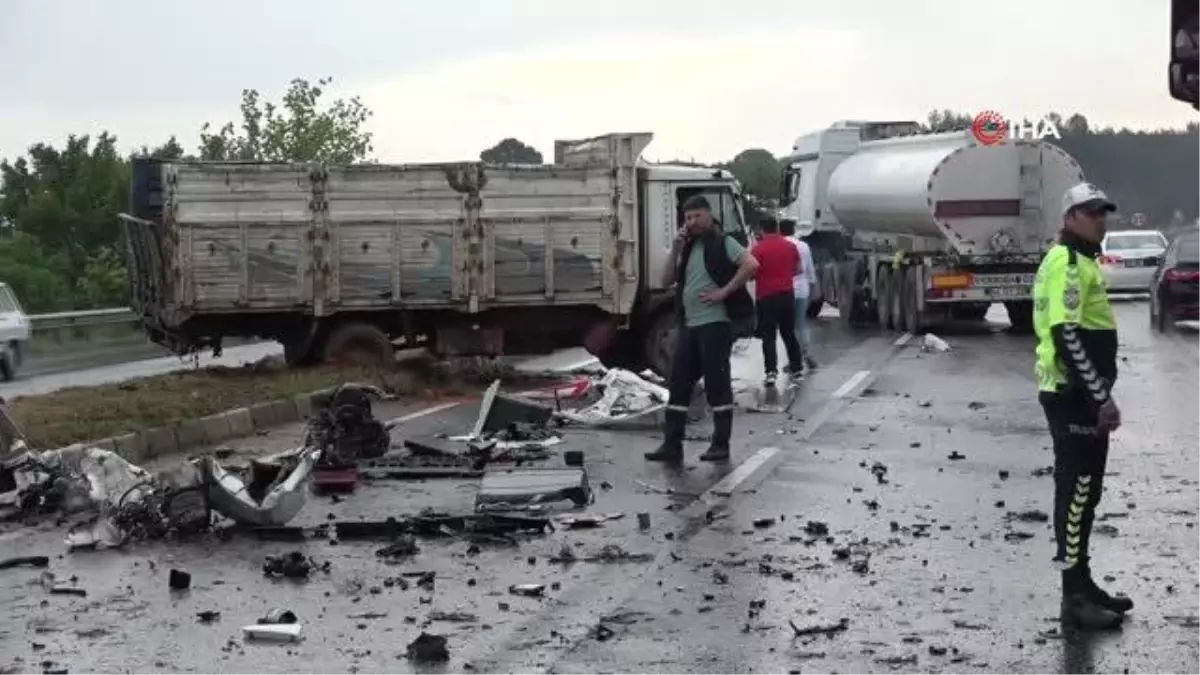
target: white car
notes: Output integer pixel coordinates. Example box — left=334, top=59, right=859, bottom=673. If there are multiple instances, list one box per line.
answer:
left=1099, top=230, right=1169, bottom=292
left=0, top=283, right=30, bottom=381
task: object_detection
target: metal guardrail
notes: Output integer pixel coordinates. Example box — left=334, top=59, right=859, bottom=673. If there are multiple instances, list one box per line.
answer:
left=29, top=308, right=137, bottom=335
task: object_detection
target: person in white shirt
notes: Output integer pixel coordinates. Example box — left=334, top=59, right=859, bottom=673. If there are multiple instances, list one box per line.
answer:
left=782, top=220, right=818, bottom=370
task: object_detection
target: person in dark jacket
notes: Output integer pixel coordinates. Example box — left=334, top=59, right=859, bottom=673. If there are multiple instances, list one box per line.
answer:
left=646, top=195, right=758, bottom=463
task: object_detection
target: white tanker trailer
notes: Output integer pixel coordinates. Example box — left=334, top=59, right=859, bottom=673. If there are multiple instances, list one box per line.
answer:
left=777, top=120, right=1089, bottom=333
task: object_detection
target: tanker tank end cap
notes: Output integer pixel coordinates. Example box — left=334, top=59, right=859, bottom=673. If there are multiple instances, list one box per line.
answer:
left=1062, top=183, right=1117, bottom=216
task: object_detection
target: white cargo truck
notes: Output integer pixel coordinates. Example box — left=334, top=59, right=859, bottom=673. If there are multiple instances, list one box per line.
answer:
left=120, top=132, right=749, bottom=374
left=777, top=120, right=1091, bottom=332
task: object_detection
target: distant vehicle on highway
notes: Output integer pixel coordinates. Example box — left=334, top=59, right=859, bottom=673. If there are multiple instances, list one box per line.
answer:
left=1098, top=230, right=1169, bottom=292
left=0, top=283, right=30, bottom=381
left=1149, top=228, right=1200, bottom=331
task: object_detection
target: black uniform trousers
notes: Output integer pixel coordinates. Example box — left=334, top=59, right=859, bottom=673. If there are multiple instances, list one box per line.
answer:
left=663, top=321, right=734, bottom=448
left=1040, top=390, right=1110, bottom=574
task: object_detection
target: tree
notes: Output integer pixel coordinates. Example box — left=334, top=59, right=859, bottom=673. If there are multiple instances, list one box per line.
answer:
left=722, top=149, right=781, bottom=200
left=199, top=77, right=374, bottom=163
left=480, top=138, right=543, bottom=164
left=0, top=133, right=129, bottom=292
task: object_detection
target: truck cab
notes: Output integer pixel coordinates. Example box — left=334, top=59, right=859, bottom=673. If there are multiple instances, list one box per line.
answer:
left=0, top=283, right=30, bottom=381
left=594, top=163, right=749, bottom=375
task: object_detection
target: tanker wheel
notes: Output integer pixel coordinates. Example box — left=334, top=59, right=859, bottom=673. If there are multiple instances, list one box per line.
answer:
left=322, top=322, right=394, bottom=366
left=837, top=266, right=855, bottom=325
left=875, top=266, right=893, bottom=330
left=889, top=267, right=905, bottom=331
left=1005, top=301, right=1035, bottom=335
left=903, top=268, right=924, bottom=334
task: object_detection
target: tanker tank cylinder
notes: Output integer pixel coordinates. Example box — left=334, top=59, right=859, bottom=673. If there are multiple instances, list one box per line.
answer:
left=826, top=133, right=1085, bottom=255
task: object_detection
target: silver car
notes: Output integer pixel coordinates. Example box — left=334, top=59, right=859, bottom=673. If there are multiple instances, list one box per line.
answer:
left=1100, top=230, right=1169, bottom=292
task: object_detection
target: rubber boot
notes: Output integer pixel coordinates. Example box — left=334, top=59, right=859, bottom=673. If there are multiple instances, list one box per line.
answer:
left=1061, top=569, right=1124, bottom=630
left=699, top=410, right=732, bottom=462
left=646, top=409, right=685, bottom=463
left=1081, top=564, right=1134, bottom=614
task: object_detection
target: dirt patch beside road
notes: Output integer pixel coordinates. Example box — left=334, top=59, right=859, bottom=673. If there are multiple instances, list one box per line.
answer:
left=6, top=355, right=535, bottom=449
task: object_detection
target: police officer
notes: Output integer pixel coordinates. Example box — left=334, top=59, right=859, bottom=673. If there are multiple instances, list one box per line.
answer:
left=1032, top=182, right=1133, bottom=630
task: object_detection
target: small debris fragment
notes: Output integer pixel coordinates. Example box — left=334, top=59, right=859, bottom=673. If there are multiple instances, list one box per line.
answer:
left=196, top=611, right=221, bottom=624
left=591, top=623, right=616, bottom=641
left=947, top=451, right=966, bottom=461
left=967, top=401, right=986, bottom=410
left=1094, top=524, right=1119, bottom=537
left=376, top=536, right=420, bottom=559
left=637, top=513, right=651, bottom=530
left=753, top=518, right=776, bottom=529
left=1004, top=531, right=1035, bottom=541
left=788, top=618, right=850, bottom=637
left=428, top=611, right=477, bottom=623
left=1032, top=466, right=1053, bottom=477
left=405, top=632, right=450, bottom=662
left=168, top=569, right=191, bottom=591
left=804, top=521, right=829, bottom=536
left=263, top=552, right=315, bottom=579
left=0, top=556, right=50, bottom=570
left=509, top=584, right=545, bottom=597
left=1006, top=510, right=1049, bottom=523
left=998, top=470, right=1010, bottom=480
left=928, top=644, right=948, bottom=656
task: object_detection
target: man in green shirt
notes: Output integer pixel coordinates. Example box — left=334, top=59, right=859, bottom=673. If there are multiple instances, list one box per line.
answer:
left=1032, top=182, right=1131, bottom=630
left=645, top=195, right=758, bottom=463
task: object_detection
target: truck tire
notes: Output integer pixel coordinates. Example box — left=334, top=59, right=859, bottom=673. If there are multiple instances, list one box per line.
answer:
left=837, top=265, right=855, bottom=324
left=644, top=311, right=677, bottom=378
left=903, top=268, right=924, bottom=334
left=283, top=338, right=318, bottom=367
left=875, top=266, right=893, bottom=330
left=323, top=322, right=394, bottom=366
left=0, top=355, right=12, bottom=383
left=1005, top=301, right=1035, bottom=334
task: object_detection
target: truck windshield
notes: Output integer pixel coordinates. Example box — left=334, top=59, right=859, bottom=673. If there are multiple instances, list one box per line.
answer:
left=0, top=286, right=18, bottom=314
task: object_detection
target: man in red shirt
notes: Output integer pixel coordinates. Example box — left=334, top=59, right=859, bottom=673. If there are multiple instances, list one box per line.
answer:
left=750, top=217, right=804, bottom=386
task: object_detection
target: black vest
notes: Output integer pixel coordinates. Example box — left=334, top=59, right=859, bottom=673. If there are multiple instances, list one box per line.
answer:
left=675, top=233, right=755, bottom=337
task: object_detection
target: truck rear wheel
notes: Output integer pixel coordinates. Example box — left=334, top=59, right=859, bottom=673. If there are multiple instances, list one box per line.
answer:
left=643, top=311, right=677, bottom=378
left=902, top=268, right=924, bottom=334
left=323, top=322, right=394, bottom=366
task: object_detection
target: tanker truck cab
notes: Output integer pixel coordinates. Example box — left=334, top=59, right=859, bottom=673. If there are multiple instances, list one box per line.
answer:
left=595, top=164, right=748, bottom=375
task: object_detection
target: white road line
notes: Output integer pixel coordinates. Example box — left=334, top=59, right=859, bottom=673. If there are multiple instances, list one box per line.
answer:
left=893, top=332, right=914, bottom=347
left=832, top=369, right=872, bottom=399
left=385, top=401, right=461, bottom=426
left=707, top=447, right=781, bottom=497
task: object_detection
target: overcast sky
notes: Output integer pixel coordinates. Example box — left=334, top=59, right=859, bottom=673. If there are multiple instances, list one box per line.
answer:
left=0, top=0, right=1192, bottom=164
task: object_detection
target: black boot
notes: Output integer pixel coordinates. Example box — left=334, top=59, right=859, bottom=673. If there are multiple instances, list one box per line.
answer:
left=1061, top=569, right=1124, bottom=630
left=699, top=410, right=731, bottom=462
left=647, top=409, right=686, bottom=463
left=1082, top=565, right=1134, bottom=614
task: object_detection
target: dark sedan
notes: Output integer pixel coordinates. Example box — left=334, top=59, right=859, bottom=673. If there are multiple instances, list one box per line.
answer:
left=1149, top=228, right=1200, bottom=331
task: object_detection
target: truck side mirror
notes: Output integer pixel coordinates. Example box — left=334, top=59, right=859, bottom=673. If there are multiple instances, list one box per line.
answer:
left=1170, top=0, right=1199, bottom=107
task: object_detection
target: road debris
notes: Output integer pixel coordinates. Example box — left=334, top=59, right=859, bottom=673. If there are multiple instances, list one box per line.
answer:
left=263, top=551, right=324, bottom=579
left=947, top=451, right=966, bottom=461
left=201, top=446, right=319, bottom=527
left=509, top=583, right=546, bottom=597
left=243, top=623, right=302, bottom=643
left=475, top=467, right=591, bottom=513
left=1005, top=509, right=1049, bottom=523
left=196, top=611, right=221, bottom=623
left=0, top=555, right=49, bottom=570
left=554, top=369, right=668, bottom=427
left=788, top=618, right=850, bottom=637
left=376, top=536, right=420, bottom=559
left=406, top=632, right=450, bottom=662
left=922, top=333, right=952, bottom=352
left=637, top=512, right=652, bottom=530
left=168, top=569, right=191, bottom=590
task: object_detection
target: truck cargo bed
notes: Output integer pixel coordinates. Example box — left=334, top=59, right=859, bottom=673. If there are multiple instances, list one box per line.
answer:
left=121, top=134, right=648, bottom=350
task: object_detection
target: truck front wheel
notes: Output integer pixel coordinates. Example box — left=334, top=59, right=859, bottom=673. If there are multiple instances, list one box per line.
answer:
left=322, top=322, right=394, bottom=366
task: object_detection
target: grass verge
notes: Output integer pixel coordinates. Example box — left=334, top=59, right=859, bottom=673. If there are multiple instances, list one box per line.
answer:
left=7, top=354, right=558, bottom=449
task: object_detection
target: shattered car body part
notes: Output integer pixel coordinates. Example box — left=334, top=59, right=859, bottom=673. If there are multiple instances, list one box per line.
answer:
left=360, top=453, right=483, bottom=480
left=515, top=375, right=594, bottom=401
left=471, top=380, right=555, bottom=438
left=475, top=467, right=592, bottom=513
left=263, top=551, right=325, bottom=579
left=200, top=447, right=318, bottom=527
left=554, top=369, right=669, bottom=428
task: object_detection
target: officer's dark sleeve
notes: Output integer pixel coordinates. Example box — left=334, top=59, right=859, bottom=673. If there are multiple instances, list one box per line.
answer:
left=1044, top=252, right=1111, bottom=408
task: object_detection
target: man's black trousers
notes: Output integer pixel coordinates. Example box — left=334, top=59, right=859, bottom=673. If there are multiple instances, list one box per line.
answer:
left=663, top=321, right=734, bottom=448
left=1040, top=390, right=1110, bottom=573
left=756, top=291, right=804, bottom=375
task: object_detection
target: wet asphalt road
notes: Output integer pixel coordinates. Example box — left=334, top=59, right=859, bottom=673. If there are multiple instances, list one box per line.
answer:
left=1, top=300, right=1197, bottom=674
